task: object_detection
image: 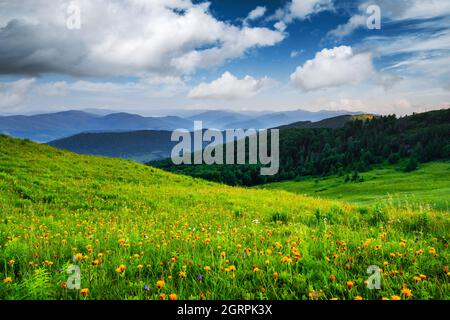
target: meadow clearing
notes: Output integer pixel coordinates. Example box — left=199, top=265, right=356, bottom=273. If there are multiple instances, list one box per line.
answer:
left=259, top=162, right=450, bottom=212
left=0, top=135, right=448, bottom=300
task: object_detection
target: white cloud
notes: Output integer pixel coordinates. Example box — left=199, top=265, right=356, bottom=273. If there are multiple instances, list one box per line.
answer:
left=244, top=6, right=266, bottom=24
left=275, top=0, right=334, bottom=23
left=329, top=0, right=450, bottom=39
left=274, top=21, right=287, bottom=32
left=0, top=0, right=284, bottom=77
left=0, top=78, right=35, bottom=108
left=327, top=14, right=367, bottom=39
left=290, top=46, right=376, bottom=91
left=188, top=71, right=273, bottom=100
left=290, top=50, right=303, bottom=58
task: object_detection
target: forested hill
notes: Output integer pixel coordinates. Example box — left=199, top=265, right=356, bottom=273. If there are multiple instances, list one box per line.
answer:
left=149, top=109, right=450, bottom=186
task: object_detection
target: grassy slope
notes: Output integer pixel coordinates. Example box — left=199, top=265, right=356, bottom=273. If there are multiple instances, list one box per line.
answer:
left=258, top=163, right=450, bottom=211
left=0, top=135, right=449, bottom=300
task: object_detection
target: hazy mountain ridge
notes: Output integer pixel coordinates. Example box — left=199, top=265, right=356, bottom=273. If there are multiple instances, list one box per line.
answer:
left=0, top=108, right=363, bottom=142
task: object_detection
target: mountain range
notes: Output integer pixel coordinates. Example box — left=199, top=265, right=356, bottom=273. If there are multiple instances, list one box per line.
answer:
left=0, top=109, right=362, bottom=142
left=47, top=113, right=370, bottom=163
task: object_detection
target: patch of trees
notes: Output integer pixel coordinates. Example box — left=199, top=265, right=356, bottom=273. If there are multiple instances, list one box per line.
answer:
left=149, top=109, right=450, bottom=186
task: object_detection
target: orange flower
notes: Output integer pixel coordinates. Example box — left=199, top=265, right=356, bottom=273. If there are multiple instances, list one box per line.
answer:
left=329, top=274, right=335, bottom=282
left=115, top=264, right=126, bottom=273
left=61, top=282, right=68, bottom=289
left=391, top=295, right=401, bottom=300
left=204, top=266, right=211, bottom=272
left=92, top=259, right=101, bottom=266
left=159, top=293, right=166, bottom=300
left=169, top=293, right=177, bottom=301
left=80, top=288, right=90, bottom=296
left=3, top=277, right=12, bottom=284
left=229, top=265, right=236, bottom=272
left=74, top=253, right=83, bottom=261
left=273, top=272, right=279, bottom=280
left=156, top=280, right=165, bottom=289
left=346, top=281, right=354, bottom=289
left=401, top=288, right=412, bottom=298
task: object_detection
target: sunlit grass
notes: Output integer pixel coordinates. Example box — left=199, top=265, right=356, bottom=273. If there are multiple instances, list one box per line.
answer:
left=0, top=135, right=449, bottom=300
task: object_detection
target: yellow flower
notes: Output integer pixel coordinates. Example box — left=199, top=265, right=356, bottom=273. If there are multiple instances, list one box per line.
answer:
left=401, top=288, right=412, bottom=298
left=156, top=280, right=165, bottom=289
left=220, top=252, right=226, bottom=258
left=419, top=274, right=427, bottom=280
left=382, top=297, right=389, bottom=300
left=391, top=295, right=401, bottom=300
left=137, top=264, right=143, bottom=270
left=179, top=271, right=186, bottom=278
left=413, top=276, right=422, bottom=282
left=3, top=277, right=12, bottom=284
left=169, top=293, right=177, bottom=301
left=265, top=260, right=270, bottom=265
left=229, top=265, right=236, bottom=272
left=204, top=266, right=211, bottom=272
left=74, top=253, right=83, bottom=261
left=273, top=272, right=279, bottom=280
left=8, top=259, right=15, bottom=266
left=80, top=288, right=90, bottom=296
left=159, top=293, right=166, bottom=300
left=354, top=296, right=363, bottom=300
left=253, top=267, right=260, bottom=273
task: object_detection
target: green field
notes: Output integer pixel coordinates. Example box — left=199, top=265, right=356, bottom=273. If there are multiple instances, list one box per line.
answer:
left=258, top=162, right=450, bottom=212
left=0, top=135, right=449, bottom=300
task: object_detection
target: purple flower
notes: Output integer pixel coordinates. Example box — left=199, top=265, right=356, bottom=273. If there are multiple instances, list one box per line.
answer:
left=58, top=268, right=62, bottom=273
left=197, top=274, right=204, bottom=281
left=144, top=285, right=150, bottom=292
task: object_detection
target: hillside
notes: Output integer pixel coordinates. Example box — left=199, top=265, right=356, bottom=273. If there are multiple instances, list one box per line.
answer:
left=48, top=130, right=176, bottom=162
left=150, top=109, right=450, bottom=186
left=277, top=114, right=376, bottom=130
left=258, top=162, right=450, bottom=211
left=0, top=135, right=448, bottom=300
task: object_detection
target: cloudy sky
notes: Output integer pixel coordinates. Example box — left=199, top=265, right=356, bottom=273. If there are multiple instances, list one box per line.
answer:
left=0, top=0, right=449, bottom=115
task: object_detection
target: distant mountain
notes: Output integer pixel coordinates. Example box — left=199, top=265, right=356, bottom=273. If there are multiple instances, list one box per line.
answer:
left=188, top=110, right=253, bottom=129
left=225, top=109, right=364, bottom=129
left=48, top=130, right=176, bottom=162
left=277, top=114, right=376, bottom=129
left=0, top=108, right=364, bottom=142
left=47, top=129, right=225, bottom=163
left=0, top=111, right=192, bottom=142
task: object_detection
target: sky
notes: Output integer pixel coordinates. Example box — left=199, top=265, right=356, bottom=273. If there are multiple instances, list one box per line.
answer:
left=0, top=0, right=450, bottom=116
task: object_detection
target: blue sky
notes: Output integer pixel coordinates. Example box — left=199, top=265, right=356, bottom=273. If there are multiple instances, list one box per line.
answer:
left=0, top=0, right=449, bottom=115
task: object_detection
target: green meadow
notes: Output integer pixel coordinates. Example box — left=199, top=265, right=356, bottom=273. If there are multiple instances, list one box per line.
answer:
left=258, top=162, right=450, bottom=212
left=0, top=135, right=449, bottom=300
